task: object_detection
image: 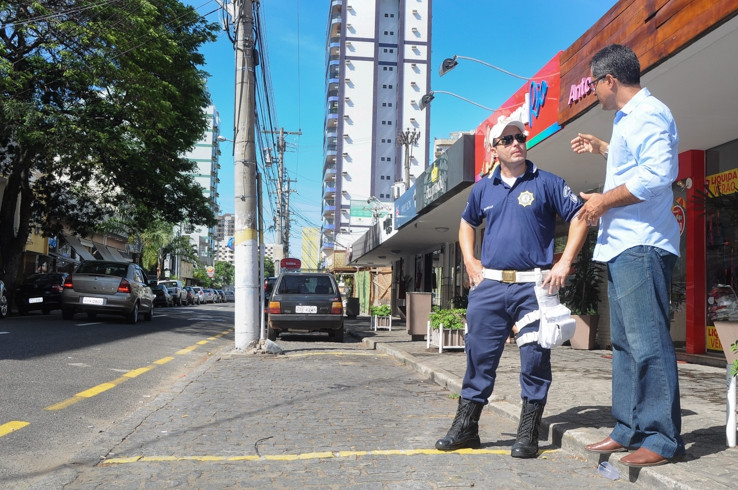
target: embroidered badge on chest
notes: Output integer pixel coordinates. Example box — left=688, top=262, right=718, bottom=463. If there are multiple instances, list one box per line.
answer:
left=517, top=190, right=535, bottom=207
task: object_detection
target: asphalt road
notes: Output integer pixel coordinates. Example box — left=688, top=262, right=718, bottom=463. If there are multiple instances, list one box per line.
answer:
left=0, top=301, right=234, bottom=487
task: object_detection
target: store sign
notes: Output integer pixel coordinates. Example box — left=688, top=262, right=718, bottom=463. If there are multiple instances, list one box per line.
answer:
left=475, top=54, right=561, bottom=180
left=281, top=257, right=301, bottom=269
left=567, top=77, right=594, bottom=105
left=706, top=168, right=738, bottom=196
left=706, top=325, right=723, bottom=352
left=672, top=204, right=686, bottom=236
left=394, top=183, right=417, bottom=229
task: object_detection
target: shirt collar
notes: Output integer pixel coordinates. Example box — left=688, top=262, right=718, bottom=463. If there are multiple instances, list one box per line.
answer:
left=490, top=160, right=537, bottom=182
left=615, top=87, right=650, bottom=123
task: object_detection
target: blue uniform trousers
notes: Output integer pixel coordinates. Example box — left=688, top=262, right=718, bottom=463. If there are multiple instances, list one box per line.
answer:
left=461, top=279, right=551, bottom=405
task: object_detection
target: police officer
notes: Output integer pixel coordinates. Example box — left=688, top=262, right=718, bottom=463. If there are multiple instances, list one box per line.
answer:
left=435, top=117, right=589, bottom=458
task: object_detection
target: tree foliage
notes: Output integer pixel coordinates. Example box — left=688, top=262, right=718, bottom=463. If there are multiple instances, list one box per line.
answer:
left=0, top=0, right=219, bottom=293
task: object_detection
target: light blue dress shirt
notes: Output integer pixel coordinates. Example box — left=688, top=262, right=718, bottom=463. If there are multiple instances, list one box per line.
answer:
left=594, top=88, right=680, bottom=262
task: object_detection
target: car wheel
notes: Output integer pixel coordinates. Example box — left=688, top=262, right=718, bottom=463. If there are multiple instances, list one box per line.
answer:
left=144, top=303, right=154, bottom=321
left=267, top=325, right=278, bottom=341
left=62, top=308, right=74, bottom=320
left=330, top=327, right=344, bottom=343
left=128, top=302, right=139, bottom=324
left=0, top=292, right=7, bottom=319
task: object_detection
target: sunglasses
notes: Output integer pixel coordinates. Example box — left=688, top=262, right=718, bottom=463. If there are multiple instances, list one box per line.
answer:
left=494, top=133, right=527, bottom=147
left=587, top=74, right=607, bottom=91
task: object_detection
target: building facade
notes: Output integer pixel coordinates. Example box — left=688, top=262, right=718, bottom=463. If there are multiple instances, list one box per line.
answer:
left=183, top=105, right=222, bottom=266
left=321, top=0, right=432, bottom=267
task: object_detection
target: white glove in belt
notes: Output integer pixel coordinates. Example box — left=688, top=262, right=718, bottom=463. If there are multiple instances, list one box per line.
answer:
left=482, top=268, right=546, bottom=283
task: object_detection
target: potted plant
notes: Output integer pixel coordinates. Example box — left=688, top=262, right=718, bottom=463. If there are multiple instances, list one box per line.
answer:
left=370, top=304, right=392, bottom=331
left=427, top=306, right=467, bottom=352
left=560, top=228, right=603, bottom=349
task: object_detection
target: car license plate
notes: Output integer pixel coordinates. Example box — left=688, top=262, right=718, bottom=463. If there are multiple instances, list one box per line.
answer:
left=28, top=297, right=43, bottom=304
left=82, top=297, right=104, bottom=306
left=296, top=305, right=317, bottom=314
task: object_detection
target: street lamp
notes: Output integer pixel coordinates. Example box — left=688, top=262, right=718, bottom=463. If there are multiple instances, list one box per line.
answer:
left=439, top=54, right=532, bottom=80
left=397, top=128, right=420, bottom=190
left=419, top=90, right=495, bottom=112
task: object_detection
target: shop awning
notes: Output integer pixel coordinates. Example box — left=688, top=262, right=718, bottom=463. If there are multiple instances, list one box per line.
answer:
left=63, top=235, right=96, bottom=261
left=93, top=242, right=116, bottom=261
left=107, top=247, right=130, bottom=262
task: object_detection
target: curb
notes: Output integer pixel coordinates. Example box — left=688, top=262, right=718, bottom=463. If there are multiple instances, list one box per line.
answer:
left=360, top=335, right=709, bottom=489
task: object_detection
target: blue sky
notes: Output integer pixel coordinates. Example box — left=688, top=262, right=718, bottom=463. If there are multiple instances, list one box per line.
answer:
left=187, top=0, right=618, bottom=254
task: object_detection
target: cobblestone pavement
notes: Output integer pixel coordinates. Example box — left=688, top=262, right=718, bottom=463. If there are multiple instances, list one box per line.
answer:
left=58, top=328, right=635, bottom=489
left=17, top=316, right=736, bottom=489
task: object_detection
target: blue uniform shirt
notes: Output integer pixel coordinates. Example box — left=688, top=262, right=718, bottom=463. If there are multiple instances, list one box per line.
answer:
left=461, top=160, right=582, bottom=270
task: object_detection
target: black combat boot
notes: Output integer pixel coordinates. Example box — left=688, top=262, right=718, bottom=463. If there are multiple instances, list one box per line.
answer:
left=435, top=397, right=484, bottom=451
left=511, top=400, right=545, bottom=458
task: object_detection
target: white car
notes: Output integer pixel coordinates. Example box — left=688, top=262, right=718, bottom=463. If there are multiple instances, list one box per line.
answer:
left=191, top=286, right=205, bottom=304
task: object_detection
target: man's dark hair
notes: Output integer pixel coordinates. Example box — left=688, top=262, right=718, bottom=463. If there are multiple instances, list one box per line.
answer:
left=590, top=44, right=640, bottom=85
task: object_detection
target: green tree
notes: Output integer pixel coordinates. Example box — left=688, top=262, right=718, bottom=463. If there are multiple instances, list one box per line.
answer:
left=212, top=261, right=234, bottom=289
left=264, top=259, right=275, bottom=277
left=139, top=220, right=198, bottom=280
left=0, top=1, right=218, bottom=295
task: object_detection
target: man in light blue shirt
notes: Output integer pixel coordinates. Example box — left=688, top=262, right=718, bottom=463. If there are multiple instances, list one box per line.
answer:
left=571, top=44, right=685, bottom=467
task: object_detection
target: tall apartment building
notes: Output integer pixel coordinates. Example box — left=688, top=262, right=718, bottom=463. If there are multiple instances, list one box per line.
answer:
left=216, top=213, right=235, bottom=242
left=183, top=105, right=221, bottom=266
left=321, top=0, right=431, bottom=265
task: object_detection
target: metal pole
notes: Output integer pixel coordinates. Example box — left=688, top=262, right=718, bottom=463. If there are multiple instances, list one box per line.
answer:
left=275, top=128, right=284, bottom=260
left=233, top=0, right=259, bottom=349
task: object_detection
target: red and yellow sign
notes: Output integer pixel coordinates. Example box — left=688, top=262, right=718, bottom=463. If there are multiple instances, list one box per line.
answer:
left=705, top=168, right=738, bottom=196
left=706, top=325, right=723, bottom=352
left=474, top=53, right=561, bottom=180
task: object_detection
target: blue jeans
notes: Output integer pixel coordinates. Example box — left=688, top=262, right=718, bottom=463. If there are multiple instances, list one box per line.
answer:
left=461, top=280, right=551, bottom=405
left=607, top=246, right=685, bottom=458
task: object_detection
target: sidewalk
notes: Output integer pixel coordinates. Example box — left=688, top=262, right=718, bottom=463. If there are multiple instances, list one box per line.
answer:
left=346, top=316, right=737, bottom=489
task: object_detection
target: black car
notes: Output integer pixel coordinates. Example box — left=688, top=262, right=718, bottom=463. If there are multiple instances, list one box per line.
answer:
left=15, top=272, right=68, bottom=315
left=151, top=284, right=174, bottom=307
left=267, top=272, right=344, bottom=342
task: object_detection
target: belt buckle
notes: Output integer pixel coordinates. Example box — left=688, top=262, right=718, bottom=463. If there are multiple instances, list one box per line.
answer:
left=501, top=270, right=516, bottom=283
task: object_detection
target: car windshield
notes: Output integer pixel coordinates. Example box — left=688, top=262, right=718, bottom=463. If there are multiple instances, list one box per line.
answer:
left=76, top=262, right=127, bottom=277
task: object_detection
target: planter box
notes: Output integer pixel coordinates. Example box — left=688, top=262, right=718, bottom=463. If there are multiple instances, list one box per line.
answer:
left=372, top=315, right=392, bottom=331
left=570, top=314, right=599, bottom=350
left=426, top=321, right=466, bottom=353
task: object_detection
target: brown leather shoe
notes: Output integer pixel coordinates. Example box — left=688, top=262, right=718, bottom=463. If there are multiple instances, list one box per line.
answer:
left=585, top=436, right=627, bottom=453
left=620, top=447, right=671, bottom=467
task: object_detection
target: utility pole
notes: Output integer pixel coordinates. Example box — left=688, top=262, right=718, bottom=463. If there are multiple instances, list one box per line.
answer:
left=265, top=127, right=301, bottom=260
left=232, top=0, right=259, bottom=349
left=397, top=128, right=420, bottom=190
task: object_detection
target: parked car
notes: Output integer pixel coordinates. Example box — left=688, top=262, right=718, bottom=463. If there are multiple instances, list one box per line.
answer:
left=14, top=272, right=68, bottom=315
left=0, top=269, right=7, bottom=319
left=150, top=283, right=174, bottom=307
left=184, top=286, right=199, bottom=305
left=61, top=261, right=155, bottom=323
left=215, top=289, right=226, bottom=303
left=267, top=272, right=344, bottom=342
left=224, top=290, right=235, bottom=302
left=203, top=288, right=216, bottom=304
left=263, top=276, right=277, bottom=323
left=191, top=286, right=205, bottom=304
left=158, top=279, right=186, bottom=306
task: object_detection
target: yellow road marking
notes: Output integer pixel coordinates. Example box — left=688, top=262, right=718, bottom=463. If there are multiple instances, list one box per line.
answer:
left=176, top=345, right=198, bottom=355
left=102, top=447, right=559, bottom=464
left=0, top=421, right=30, bottom=438
left=44, top=333, right=229, bottom=411
left=125, top=366, right=153, bottom=378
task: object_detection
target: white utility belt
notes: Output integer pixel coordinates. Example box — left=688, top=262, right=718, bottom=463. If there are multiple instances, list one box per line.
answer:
left=482, top=268, right=548, bottom=283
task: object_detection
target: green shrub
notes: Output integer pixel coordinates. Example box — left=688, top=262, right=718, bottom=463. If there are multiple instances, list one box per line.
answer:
left=370, top=304, right=391, bottom=317
left=428, top=307, right=466, bottom=330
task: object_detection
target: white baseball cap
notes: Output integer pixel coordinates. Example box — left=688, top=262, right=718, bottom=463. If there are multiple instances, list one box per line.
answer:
left=487, top=116, right=526, bottom=142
